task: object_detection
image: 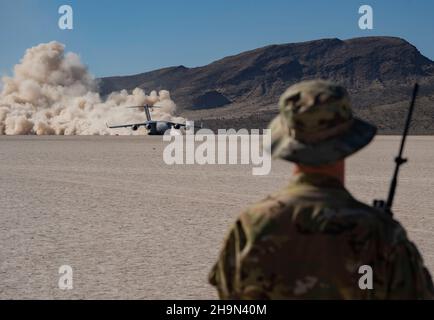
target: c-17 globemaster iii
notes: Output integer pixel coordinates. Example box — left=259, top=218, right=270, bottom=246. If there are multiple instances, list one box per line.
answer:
left=107, top=104, right=202, bottom=135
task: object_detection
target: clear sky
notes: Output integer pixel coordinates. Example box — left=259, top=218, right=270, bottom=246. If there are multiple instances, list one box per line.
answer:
left=0, top=0, right=433, bottom=77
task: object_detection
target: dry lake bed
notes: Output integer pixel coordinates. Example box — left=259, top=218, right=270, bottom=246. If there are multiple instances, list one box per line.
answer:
left=0, top=135, right=433, bottom=299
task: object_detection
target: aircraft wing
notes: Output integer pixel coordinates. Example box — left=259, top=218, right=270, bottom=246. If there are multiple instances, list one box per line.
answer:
left=126, top=105, right=161, bottom=109
left=106, top=121, right=154, bottom=129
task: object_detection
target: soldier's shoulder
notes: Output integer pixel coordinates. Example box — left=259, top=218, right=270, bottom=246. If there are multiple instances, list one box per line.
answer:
left=341, top=197, right=410, bottom=245
left=235, top=187, right=296, bottom=233
left=240, top=187, right=297, bottom=218
left=239, top=187, right=408, bottom=246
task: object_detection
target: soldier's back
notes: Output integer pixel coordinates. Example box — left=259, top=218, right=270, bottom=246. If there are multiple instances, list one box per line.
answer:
left=210, top=173, right=434, bottom=299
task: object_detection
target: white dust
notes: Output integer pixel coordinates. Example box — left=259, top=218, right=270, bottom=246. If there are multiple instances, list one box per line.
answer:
left=0, top=41, right=184, bottom=135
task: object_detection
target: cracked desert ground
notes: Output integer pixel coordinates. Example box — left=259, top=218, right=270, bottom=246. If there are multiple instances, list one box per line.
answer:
left=0, top=136, right=433, bottom=299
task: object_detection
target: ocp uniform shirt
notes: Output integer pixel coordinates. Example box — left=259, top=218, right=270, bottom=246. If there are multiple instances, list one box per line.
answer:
left=209, top=173, right=434, bottom=299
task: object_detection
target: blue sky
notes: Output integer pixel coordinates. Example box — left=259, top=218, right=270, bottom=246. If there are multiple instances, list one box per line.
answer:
left=0, top=0, right=433, bottom=77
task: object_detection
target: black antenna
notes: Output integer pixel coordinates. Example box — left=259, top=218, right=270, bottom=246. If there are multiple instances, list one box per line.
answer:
left=373, top=83, right=419, bottom=215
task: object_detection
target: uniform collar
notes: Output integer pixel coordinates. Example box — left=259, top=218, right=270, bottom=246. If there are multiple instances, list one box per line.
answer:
left=290, top=172, right=345, bottom=189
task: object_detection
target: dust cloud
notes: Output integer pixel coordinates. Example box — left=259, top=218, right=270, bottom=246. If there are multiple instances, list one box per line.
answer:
left=0, top=41, right=183, bottom=135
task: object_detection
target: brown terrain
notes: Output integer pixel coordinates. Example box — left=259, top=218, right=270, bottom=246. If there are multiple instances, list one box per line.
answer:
left=99, top=36, right=434, bottom=134
left=0, top=136, right=433, bottom=299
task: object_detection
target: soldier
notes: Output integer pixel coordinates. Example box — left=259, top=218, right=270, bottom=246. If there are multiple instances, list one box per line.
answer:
left=209, top=80, right=434, bottom=299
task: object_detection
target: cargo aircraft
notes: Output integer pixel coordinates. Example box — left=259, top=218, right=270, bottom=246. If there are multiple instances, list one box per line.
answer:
left=107, top=104, right=201, bottom=135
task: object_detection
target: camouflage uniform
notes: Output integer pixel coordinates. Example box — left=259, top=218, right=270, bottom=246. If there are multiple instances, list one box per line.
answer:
left=209, top=80, right=434, bottom=299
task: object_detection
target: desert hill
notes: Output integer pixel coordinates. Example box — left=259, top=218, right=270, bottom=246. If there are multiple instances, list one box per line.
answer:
left=99, top=37, right=434, bottom=133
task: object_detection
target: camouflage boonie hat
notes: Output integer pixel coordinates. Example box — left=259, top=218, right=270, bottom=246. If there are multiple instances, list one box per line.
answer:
left=269, top=79, right=377, bottom=165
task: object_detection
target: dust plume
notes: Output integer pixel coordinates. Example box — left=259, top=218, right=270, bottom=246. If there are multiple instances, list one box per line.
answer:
left=0, top=41, right=184, bottom=135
